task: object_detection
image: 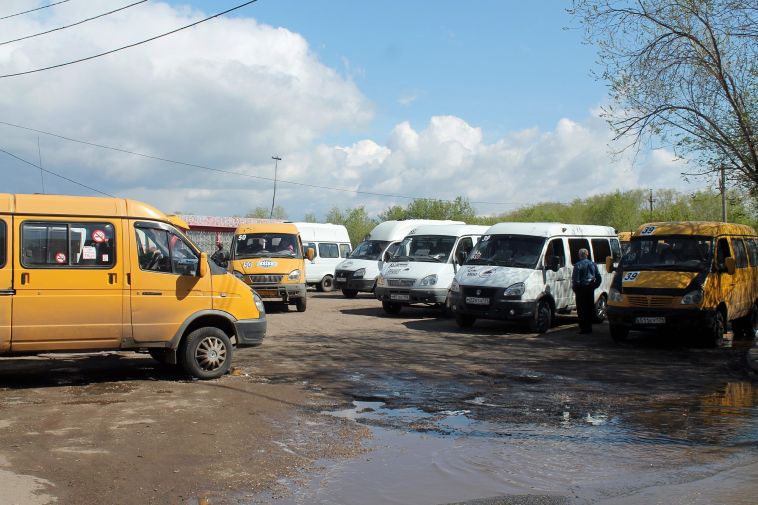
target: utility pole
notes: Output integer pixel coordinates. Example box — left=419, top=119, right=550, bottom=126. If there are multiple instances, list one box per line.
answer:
left=719, top=167, right=727, bottom=222
left=648, top=189, right=655, bottom=219
left=270, top=156, right=281, bottom=219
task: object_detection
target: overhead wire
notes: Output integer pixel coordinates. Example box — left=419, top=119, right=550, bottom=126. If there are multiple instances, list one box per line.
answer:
left=0, top=121, right=525, bottom=206
left=0, top=0, right=70, bottom=21
left=0, top=1, right=148, bottom=47
left=0, top=146, right=115, bottom=197
left=0, top=0, right=259, bottom=79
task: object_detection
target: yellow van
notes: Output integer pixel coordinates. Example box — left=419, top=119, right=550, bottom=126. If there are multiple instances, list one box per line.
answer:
left=606, top=221, right=758, bottom=345
left=229, top=223, right=314, bottom=311
left=0, top=193, right=266, bottom=379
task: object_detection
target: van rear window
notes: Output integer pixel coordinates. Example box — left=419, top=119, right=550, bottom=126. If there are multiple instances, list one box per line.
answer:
left=747, top=239, right=758, bottom=267
left=21, top=222, right=115, bottom=268
left=731, top=238, right=748, bottom=269
left=591, top=239, right=611, bottom=264
left=318, top=243, right=340, bottom=259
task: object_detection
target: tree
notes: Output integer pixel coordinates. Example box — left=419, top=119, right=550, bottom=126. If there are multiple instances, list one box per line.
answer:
left=325, top=206, right=378, bottom=246
left=570, top=1, right=757, bottom=192
left=246, top=206, right=287, bottom=219
left=377, top=197, right=477, bottom=222
left=303, top=212, right=318, bottom=223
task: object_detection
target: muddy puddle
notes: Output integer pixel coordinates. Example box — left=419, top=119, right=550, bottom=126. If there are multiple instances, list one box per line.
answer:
left=254, top=381, right=758, bottom=505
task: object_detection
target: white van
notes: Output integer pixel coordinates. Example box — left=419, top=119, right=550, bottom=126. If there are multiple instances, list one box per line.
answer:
left=294, top=222, right=352, bottom=291
left=375, top=224, right=489, bottom=315
left=334, top=220, right=463, bottom=298
left=449, top=222, right=620, bottom=333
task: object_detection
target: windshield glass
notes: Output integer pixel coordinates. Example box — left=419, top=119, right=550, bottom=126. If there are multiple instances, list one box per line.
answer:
left=621, top=235, right=713, bottom=271
left=349, top=240, right=390, bottom=260
left=391, top=235, right=457, bottom=263
left=466, top=234, right=546, bottom=269
left=233, top=233, right=301, bottom=259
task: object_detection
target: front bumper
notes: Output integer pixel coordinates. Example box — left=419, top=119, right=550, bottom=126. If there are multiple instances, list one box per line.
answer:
left=607, top=305, right=716, bottom=331
left=450, top=291, right=536, bottom=320
left=375, top=286, right=448, bottom=304
left=234, top=316, right=267, bottom=346
left=334, top=270, right=375, bottom=292
left=249, top=283, right=306, bottom=301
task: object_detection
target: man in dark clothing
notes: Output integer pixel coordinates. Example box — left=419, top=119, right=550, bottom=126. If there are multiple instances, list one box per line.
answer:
left=572, top=248, right=599, bottom=334
left=210, top=240, right=228, bottom=269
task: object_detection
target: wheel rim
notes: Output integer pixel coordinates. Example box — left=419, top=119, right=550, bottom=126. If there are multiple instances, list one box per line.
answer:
left=596, top=296, right=607, bottom=320
left=195, top=336, right=227, bottom=371
left=323, top=277, right=333, bottom=289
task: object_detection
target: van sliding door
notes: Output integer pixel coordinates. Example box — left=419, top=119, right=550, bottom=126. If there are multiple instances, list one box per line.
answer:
left=0, top=217, right=10, bottom=352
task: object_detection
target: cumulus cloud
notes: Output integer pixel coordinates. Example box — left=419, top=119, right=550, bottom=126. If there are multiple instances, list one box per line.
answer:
left=0, top=1, right=704, bottom=220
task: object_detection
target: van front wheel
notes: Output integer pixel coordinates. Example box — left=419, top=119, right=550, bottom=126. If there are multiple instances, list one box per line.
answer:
left=295, top=297, right=307, bottom=312
left=319, top=276, right=334, bottom=292
left=529, top=300, right=552, bottom=334
left=382, top=300, right=402, bottom=315
left=342, top=289, right=358, bottom=298
left=181, top=327, right=232, bottom=380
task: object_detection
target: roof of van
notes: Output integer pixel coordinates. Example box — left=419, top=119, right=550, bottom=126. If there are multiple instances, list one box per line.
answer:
left=407, top=224, right=490, bottom=237
left=634, top=221, right=757, bottom=237
left=234, top=222, right=300, bottom=235
left=0, top=193, right=169, bottom=221
left=293, top=222, right=350, bottom=242
left=485, top=222, right=616, bottom=238
left=368, top=220, right=465, bottom=241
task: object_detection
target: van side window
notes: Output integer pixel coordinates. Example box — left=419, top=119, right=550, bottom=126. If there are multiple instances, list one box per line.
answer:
left=339, top=244, right=351, bottom=258
left=0, top=221, right=6, bottom=268
left=21, top=222, right=115, bottom=268
left=545, top=238, right=566, bottom=267
left=304, top=242, right=317, bottom=258
left=455, top=237, right=474, bottom=262
left=136, top=228, right=171, bottom=273
left=747, top=239, right=758, bottom=267
left=318, top=243, right=340, bottom=259
left=610, top=239, right=622, bottom=261
left=569, top=238, right=591, bottom=264
left=169, top=232, right=199, bottom=276
left=731, top=238, right=748, bottom=269
left=591, top=239, right=611, bottom=264
left=716, top=238, right=731, bottom=268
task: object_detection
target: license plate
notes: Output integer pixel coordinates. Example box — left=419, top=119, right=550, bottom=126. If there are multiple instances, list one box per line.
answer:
left=256, top=289, right=278, bottom=297
left=390, top=293, right=410, bottom=301
left=465, top=296, right=490, bottom=305
left=335, top=277, right=346, bottom=283
left=635, top=316, right=665, bottom=325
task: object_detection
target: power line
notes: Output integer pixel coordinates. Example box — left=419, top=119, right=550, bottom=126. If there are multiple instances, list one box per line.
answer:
left=0, top=0, right=70, bottom=21
left=0, top=121, right=526, bottom=206
left=0, top=146, right=114, bottom=197
left=0, top=0, right=259, bottom=79
left=1, top=1, right=148, bottom=47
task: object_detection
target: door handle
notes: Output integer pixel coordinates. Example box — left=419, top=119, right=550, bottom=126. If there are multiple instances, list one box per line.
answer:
left=142, top=291, right=162, bottom=296
left=108, top=273, right=117, bottom=284
left=21, top=272, right=29, bottom=285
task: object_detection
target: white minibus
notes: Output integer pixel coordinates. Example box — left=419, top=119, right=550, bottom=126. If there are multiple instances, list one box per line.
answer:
left=295, top=222, right=352, bottom=291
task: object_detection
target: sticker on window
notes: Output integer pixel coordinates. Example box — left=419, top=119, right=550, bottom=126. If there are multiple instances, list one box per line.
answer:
left=622, top=272, right=640, bottom=282
left=237, top=234, right=246, bottom=240
left=101, top=254, right=109, bottom=262
left=82, top=246, right=97, bottom=260
left=91, top=229, right=107, bottom=243
left=55, top=252, right=67, bottom=264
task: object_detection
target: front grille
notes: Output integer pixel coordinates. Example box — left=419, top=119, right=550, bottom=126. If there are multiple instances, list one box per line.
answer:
left=387, top=278, right=415, bottom=287
left=335, top=270, right=353, bottom=280
left=248, top=274, right=284, bottom=284
left=627, top=295, right=673, bottom=307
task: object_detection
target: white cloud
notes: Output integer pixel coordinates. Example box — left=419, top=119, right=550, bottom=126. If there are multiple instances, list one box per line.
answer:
left=0, top=1, right=705, bottom=221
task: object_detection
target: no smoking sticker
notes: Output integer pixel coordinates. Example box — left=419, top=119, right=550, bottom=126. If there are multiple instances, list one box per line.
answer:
left=92, top=230, right=107, bottom=243
left=55, top=252, right=67, bottom=264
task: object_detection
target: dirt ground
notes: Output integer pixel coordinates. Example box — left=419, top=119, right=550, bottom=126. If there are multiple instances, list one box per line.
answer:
left=1, top=291, right=757, bottom=505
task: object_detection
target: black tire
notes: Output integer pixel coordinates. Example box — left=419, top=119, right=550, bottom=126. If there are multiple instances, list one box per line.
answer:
left=456, top=313, right=476, bottom=328
left=342, top=289, right=358, bottom=299
left=593, top=294, right=608, bottom=323
left=441, top=295, right=453, bottom=318
left=528, top=300, right=552, bottom=334
left=609, top=324, right=629, bottom=342
left=700, top=311, right=724, bottom=347
left=295, top=296, right=307, bottom=312
left=732, top=305, right=757, bottom=341
left=148, top=348, right=172, bottom=365
left=382, top=300, right=402, bottom=315
left=319, top=276, right=334, bottom=292
left=180, top=327, right=232, bottom=380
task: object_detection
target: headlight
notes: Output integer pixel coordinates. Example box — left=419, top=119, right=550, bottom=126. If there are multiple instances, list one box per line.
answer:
left=680, top=289, right=703, bottom=305
left=451, top=279, right=460, bottom=293
left=503, top=282, right=525, bottom=297
left=376, top=275, right=385, bottom=286
left=609, top=287, right=623, bottom=302
left=353, top=268, right=366, bottom=278
left=288, top=269, right=301, bottom=281
left=233, top=270, right=245, bottom=281
left=419, top=274, right=438, bottom=286
left=253, top=291, right=266, bottom=314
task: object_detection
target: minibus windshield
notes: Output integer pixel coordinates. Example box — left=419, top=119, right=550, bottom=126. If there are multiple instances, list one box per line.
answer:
left=466, top=234, right=546, bottom=269
left=349, top=240, right=390, bottom=260
left=391, top=235, right=457, bottom=263
left=233, top=233, right=301, bottom=259
left=622, top=235, right=713, bottom=271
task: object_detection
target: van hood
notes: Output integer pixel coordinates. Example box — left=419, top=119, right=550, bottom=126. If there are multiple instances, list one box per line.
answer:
left=619, top=270, right=699, bottom=290
left=456, top=265, right=533, bottom=288
left=336, top=259, right=378, bottom=272
left=382, top=261, right=449, bottom=279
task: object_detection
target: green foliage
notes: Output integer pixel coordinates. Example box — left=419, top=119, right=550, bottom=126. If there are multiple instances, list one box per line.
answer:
left=303, top=212, right=318, bottom=223
left=325, top=206, right=378, bottom=246
left=246, top=206, right=288, bottom=220
left=377, top=197, right=477, bottom=222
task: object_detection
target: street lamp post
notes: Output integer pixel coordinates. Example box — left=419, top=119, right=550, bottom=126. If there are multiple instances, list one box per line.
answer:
left=270, top=156, right=281, bottom=219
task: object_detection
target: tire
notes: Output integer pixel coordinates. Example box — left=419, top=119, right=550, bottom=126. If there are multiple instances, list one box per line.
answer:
left=342, top=289, right=358, bottom=298
left=442, top=295, right=453, bottom=318
left=528, top=300, right=552, bottom=334
left=700, top=311, right=724, bottom=347
left=319, top=275, right=334, bottom=292
left=593, top=294, right=608, bottom=323
left=382, top=300, right=402, bottom=315
left=732, top=305, right=757, bottom=341
left=609, top=324, right=629, bottom=342
left=180, top=327, right=232, bottom=380
left=295, top=296, right=307, bottom=312
left=148, top=348, right=172, bottom=365
left=455, top=313, right=476, bottom=328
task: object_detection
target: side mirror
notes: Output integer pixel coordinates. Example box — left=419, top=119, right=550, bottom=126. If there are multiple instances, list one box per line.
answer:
left=306, top=247, right=315, bottom=261
left=545, top=255, right=560, bottom=272
left=605, top=256, right=614, bottom=274
left=724, top=256, right=736, bottom=275
left=455, top=250, right=466, bottom=265
left=383, top=250, right=391, bottom=263
left=199, top=252, right=209, bottom=278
